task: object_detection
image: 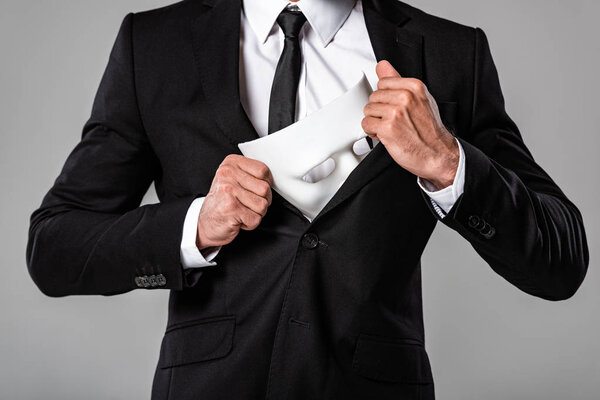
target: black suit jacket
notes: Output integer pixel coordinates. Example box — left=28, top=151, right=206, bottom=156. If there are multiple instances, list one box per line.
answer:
left=26, top=0, right=589, bottom=399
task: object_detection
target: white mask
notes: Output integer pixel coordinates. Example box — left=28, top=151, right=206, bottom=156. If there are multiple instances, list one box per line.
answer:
left=238, top=74, right=373, bottom=221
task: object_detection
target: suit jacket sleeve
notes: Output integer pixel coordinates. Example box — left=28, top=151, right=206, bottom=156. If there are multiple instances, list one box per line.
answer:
left=26, top=14, right=199, bottom=296
left=424, top=27, right=589, bottom=301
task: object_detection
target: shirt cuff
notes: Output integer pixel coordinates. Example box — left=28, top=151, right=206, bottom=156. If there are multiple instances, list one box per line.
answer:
left=180, top=197, right=221, bottom=269
left=417, top=137, right=465, bottom=218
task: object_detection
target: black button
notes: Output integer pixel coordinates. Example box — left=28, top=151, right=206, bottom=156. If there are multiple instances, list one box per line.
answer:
left=480, top=224, right=496, bottom=239
left=468, top=215, right=486, bottom=230
left=301, top=233, right=319, bottom=249
left=480, top=223, right=491, bottom=234
left=136, top=274, right=166, bottom=288
left=468, top=215, right=480, bottom=228
left=135, top=276, right=150, bottom=288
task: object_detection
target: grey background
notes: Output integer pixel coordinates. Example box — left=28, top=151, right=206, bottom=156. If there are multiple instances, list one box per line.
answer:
left=1, top=0, right=598, bottom=398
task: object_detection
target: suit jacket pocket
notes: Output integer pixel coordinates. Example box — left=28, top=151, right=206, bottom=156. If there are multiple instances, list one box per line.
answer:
left=437, top=101, right=459, bottom=135
left=158, top=315, right=235, bottom=368
left=352, top=334, right=433, bottom=384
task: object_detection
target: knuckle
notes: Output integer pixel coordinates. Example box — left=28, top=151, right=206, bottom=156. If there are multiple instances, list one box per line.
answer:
left=258, top=164, right=270, bottom=180
left=391, top=107, right=402, bottom=120
left=369, top=91, right=378, bottom=103
left=266, top=171, right=274, bottom=185
left=361, top=117, right=369, bottom=130
left=247, top=214, right=261, bottom=229
left=222, top=154, right=237, bottom=165
left=221, top=182, right=234, bottom=194
left=258, top=181, right=271, bottom=197
left=377, top=77, right=394, bottom=90
left=410, top=79, right=426, bottom=94
left=218, top=163, right=234, bottom=178
left=397, top=90, right=412, bottom=105
left=258, top=197, right=269, bottom=214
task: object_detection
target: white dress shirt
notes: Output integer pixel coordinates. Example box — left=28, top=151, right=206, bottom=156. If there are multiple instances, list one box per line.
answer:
left=180, top=0, right=466, bottom=269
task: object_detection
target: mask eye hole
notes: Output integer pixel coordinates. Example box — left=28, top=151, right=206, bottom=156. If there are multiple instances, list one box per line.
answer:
left=353, top=138, right=372, bottom=156
left=302, top=158, right=336, bottom=183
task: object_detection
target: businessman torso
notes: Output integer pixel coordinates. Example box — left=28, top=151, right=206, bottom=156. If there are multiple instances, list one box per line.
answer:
left=140, top=1, right=470, bottom=398
left=27, top=0, right=588, bottom=399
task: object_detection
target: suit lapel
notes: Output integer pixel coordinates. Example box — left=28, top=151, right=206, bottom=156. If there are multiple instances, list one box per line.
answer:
left=191, top=0, right=308, bottom=220
left=314, top=0, right=425, bottom=221
left=191, top=0, right=259, bottom=147
left=189, top=0, right=425, bottom=222
left=364, top=0, right=423, bottom=79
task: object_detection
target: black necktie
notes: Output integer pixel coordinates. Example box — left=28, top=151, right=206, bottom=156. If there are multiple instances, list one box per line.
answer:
left=268, top=9, right=307, bottom=134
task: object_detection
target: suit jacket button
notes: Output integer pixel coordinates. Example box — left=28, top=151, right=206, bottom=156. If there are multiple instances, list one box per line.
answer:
left=148, top=275, right=158, bottom=287
left=480, top=223, right=496, bottom=239
left=135, top=277, right=144, bottom=288
left=141, top=276, right=151, bottom=288
left=468, top=215, right=481, bottom=228
left=468, top=215, right=486, bottom=230
left=302, top=233, right=319, bottom=249
left=157, top=274, right=167, bottom=287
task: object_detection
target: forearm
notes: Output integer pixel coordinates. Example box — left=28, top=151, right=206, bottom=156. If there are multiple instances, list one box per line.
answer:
left=422, top=26, right=589, bottom=301
left=27, top=194, right=198, bottom=297
left=438, top=138, right=588, bottom=300
left=25, top=13, right=201, bottom=297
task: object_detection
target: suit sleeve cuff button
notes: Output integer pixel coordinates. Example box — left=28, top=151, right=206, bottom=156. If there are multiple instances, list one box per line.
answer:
left=480, top=224, right=496, bottom=239
left=468, top=215, right=480, bottom=228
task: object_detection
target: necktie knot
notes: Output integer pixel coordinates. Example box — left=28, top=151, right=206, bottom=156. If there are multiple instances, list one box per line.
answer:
left=277, top=9, right=307, bottom=40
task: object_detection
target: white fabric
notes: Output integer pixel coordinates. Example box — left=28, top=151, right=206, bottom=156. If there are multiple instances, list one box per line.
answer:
left=180, top=197, right=219, bottom=268
left=180, top=0, right=466, bottom=269
left=239, top=0, right=380, bottom=161
left=239, top=74, right=373, bottom=221
left=417, top=136, right=466, bottom=214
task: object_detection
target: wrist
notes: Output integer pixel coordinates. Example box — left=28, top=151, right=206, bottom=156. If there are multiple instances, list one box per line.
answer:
left=196, top=222, right=217, bottom=251
left=426, top=140, right=460, bottom=190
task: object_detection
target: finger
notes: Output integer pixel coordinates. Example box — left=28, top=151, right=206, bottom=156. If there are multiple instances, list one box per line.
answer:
left=361, top=116, right=384, bottom=139
left=369, top=89, right=415, bottom=106
left=234, top=186, right=270, bottom=217
left=363, top=102, right=396, bottom=119
left=235, top=170, right=273, bottom=205
left=375, top=60, right=401, bottom=79
left=225, top=154, right=273, bottom=185
left=236, top=205, right=263, bottom=231
left=376, top=77, right=428, bottom=96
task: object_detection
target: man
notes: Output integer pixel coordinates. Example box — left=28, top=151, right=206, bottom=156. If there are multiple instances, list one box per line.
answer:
left=26, top=0, right=588, bottom=398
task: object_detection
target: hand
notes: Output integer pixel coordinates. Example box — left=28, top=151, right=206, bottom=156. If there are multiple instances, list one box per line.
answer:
left=196, top=154, right=273, bottom=250
left=362, top=60, right=459, bottom=190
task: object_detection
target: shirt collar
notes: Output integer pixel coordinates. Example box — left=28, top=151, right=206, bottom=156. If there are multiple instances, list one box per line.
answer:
left=242, top=0, right=356, bottom=47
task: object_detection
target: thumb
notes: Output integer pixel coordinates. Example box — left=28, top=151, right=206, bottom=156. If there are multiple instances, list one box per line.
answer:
left=376, top=60, right=401, bottom=79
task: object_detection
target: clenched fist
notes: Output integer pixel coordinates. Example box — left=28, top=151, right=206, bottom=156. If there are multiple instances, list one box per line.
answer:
left=196, top=154, right=273, bottom=250
left=362, top=60, right=459, bottom=190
